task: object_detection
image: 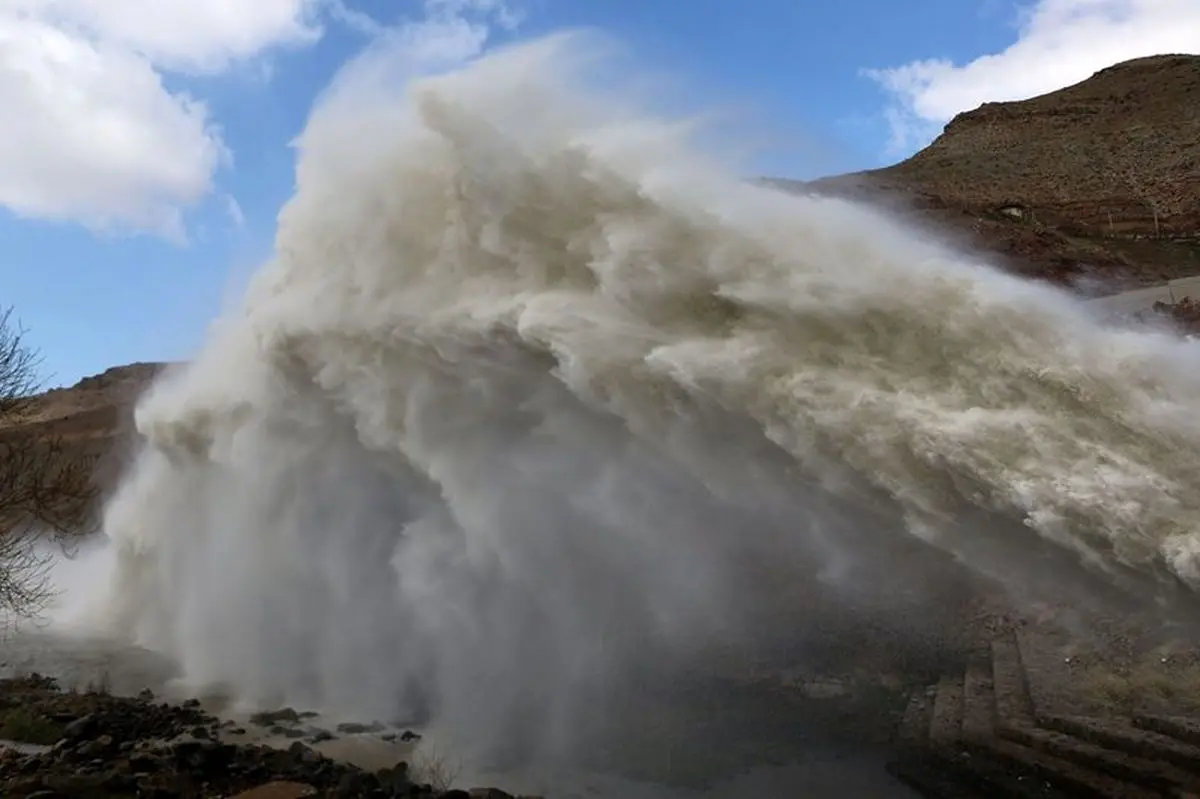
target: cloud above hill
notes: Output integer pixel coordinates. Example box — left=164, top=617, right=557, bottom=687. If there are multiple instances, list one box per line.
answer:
left=867, top=0, right=1200, bottom=155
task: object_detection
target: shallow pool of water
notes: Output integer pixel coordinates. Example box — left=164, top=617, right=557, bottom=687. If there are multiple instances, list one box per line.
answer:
left=1, top=629, right=919, bottom=797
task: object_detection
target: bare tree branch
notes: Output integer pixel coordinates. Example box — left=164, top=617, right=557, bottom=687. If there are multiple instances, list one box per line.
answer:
left=0, top=307, right=42, bottom=417
left=0, top=306, right=98, bottom=628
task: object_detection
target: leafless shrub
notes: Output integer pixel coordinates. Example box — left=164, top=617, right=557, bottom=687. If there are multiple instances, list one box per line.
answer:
left=411, top=745, right=464, bottom=793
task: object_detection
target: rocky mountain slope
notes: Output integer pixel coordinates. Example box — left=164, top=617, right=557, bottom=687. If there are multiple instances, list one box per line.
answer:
left=773, top=53, right=1200, bottom=291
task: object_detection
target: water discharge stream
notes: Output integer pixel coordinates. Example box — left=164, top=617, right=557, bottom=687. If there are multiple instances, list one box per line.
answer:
left=18, top=30, right=1200, bottom=796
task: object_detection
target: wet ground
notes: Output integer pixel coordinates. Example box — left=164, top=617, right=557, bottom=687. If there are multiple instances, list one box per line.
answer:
left=0, top=627, right=920, bottom=798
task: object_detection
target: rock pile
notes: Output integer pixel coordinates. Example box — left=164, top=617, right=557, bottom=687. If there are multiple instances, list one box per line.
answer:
left=1150, top=296, right=1200, bottom=333
left=0, top=675, right=536, bottom=799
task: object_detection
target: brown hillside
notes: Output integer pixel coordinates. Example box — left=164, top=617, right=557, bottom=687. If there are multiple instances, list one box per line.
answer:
left=0, top=363, right=166, bottom=523
left=778, top=53, right=1200, bottom=291
left=7, top=362, right=165, bottom=443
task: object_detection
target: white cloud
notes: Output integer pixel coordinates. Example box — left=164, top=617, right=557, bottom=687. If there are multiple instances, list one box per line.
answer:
left=867, top=0, right=1200, bottom=155
left=425, top=0, right=523, bottom=32
left=19, top=0, right=325, bottom=72
left=382, top=0, right=520, bottom=67
left=0, top=0, right=521, bottom=238
left=326, top=0, right=388, bottom=38
left=224, top=195, right=246, bottom=229
left=0, top=0, right=323, bottom=236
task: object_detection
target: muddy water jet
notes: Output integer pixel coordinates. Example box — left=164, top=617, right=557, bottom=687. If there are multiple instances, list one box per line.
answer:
left=86, top=31, right=1200, bottom=778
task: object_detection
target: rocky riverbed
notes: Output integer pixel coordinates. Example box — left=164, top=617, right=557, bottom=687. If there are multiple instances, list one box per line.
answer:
left=0, top=624, right=928, bottom=798
left=0, top=674, right=534, bottom=798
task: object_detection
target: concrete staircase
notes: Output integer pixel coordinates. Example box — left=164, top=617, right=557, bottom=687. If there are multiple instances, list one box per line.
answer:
left=887, top=632, right=1200, bottom=798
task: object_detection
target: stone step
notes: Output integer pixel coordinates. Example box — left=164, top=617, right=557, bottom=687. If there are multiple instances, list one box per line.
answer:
left=962, top=660, right=996, bottom=743
left=895, top=676, right=1063, bottom=797
left=969, top=736, right=1165, bottom=799
left=938, top=668, right=1079, bottom=798
left=991, top=634, right=1036, bottom=727
left=983, top=631, right=1182, bottom=797
left=1134, top=715, right=1200, bottom=748
left=998, top=723, right=1198, bottom=794
left=1043, top=715, right=1200, bottom=777
left=961, top=658, right=1081, bottom=798
left=929, top=675, right=964, bottom=746
left=898, top=685, right=937, bottom=748
left=973, top=648, right=1155, bottom=798
left=1013, top=629, right=1085, bottom=719
left=891, top=631, right=1200, bottom=799
left=893, top=683, right=1002, bottom=798
left=893, top=735, right=1071, bottom=797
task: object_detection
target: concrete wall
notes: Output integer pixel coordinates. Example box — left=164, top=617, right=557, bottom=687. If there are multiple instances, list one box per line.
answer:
left=1168, top=276, right=1200, bottom=303
left=1087, top=285, right=1172, bottom=315
left=1084, top=276, right=1200, bottom=315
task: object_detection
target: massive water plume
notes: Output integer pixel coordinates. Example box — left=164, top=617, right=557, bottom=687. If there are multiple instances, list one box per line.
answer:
left=94, top=32, right=1200, bottom=763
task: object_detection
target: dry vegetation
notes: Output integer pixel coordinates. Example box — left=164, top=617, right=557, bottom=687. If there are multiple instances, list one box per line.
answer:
left=1074, top=658, right=1200, bottom=716
left=409, top=747, right=464, bottom=794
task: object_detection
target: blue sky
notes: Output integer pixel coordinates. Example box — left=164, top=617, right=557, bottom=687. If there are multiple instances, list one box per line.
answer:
left=2, top=0, right=1197, bottom=388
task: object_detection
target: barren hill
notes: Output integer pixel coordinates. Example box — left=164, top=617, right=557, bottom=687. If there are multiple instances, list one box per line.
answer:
left=13, top=363, right=164, bottom=438
left=775, top=53, right=1200, bottom=290
left=0, top=363, right=166, bottom=512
